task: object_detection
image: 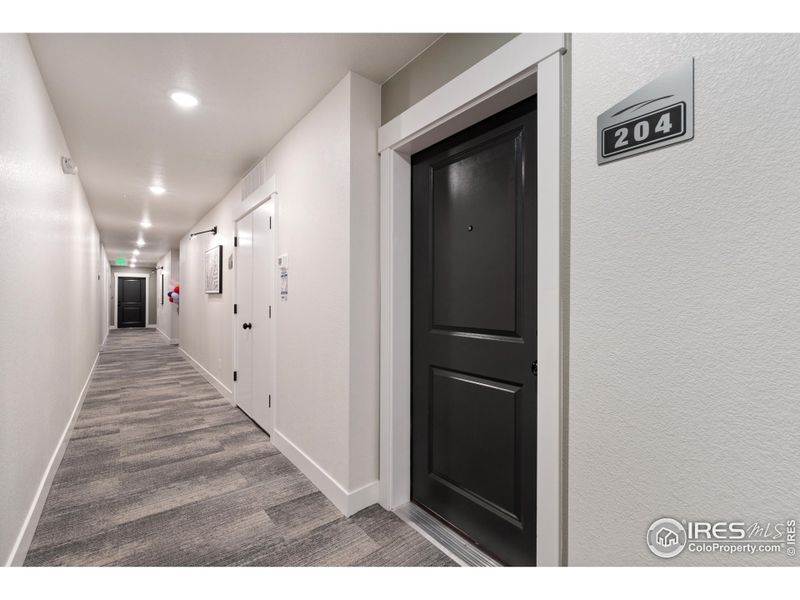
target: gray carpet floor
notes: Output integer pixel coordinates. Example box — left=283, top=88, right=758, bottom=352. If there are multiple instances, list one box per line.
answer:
left=24, top=328, right=455, bottom=566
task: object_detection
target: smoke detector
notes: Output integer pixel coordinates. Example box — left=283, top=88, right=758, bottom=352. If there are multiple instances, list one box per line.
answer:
left=61, top=156, right=78, bottom=175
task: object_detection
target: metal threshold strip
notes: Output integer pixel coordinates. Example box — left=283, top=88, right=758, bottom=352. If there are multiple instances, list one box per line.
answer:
left=394, top=503, right=502, bottom=567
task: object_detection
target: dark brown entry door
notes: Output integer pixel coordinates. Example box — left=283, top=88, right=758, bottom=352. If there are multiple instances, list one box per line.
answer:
left=411, top=97, right=537, bottom=566
left=118, top=277, right=146, bottom=328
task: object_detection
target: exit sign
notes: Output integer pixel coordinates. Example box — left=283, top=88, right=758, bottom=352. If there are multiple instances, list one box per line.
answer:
left=115, top=258, right=128, bottom=266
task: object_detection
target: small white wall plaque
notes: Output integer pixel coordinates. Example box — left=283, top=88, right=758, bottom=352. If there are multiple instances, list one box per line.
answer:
left=597, top=59, right=694, bottom=164
left=278, top=254, right=288, bottom=301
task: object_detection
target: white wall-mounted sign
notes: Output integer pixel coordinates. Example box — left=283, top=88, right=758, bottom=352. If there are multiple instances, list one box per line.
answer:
left=598, top=59, right=694, bottom=164
left=278, top=253, right=288, bottom=301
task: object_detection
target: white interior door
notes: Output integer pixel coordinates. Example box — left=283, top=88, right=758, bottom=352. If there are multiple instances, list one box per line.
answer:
left=235, top=212, right=254, bottom=419
left=251, top=201, right=275, bottom=433
left=234, top=200, right=275, bottom=434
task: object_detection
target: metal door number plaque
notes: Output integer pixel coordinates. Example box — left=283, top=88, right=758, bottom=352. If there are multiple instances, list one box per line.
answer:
left=598, top=59, right=694, bottom=164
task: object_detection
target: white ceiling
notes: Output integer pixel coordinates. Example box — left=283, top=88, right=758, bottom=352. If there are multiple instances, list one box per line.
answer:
left=28, top=33, right=441, bottom=266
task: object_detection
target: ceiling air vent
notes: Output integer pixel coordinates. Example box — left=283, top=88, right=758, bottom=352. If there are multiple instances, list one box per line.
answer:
left=241, top=158, right=267, bottom=203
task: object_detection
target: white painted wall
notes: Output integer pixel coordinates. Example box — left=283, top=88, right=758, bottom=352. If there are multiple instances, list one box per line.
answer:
left=180, top=195, right=235, bottom=398
left=172, top=252, right=180, bottom=342
left=179, top=72, right=381, bottom=511
left=156, top=250, right=180, bottom=343
left=569, top=34, right=800, bottom=565
left=0, top=34, right=107, bottom=565
left=347, top=74, right=381, bottom=491
left=100, top=245, right=111, bottom=345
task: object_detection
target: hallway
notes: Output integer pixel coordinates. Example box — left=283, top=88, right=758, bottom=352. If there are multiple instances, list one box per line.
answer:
left=6, top=25, right=800, bottom=577
left=24, top=329, right=454, bottom=566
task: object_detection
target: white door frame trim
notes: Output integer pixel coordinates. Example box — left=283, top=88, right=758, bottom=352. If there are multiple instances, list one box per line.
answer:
left=113, top=271, right=151, bottom=329
left=377, top=33, right=568, bottom=566
left=232, top=177, right=278, bottom=433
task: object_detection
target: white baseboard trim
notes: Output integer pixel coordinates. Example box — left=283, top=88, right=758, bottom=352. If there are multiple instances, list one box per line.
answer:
left=272, top=429, right=379, bottom=517
left=155, top=327, right=179, bottom=345
left=101, top=327, right=109, bottom=348
left=344, top=480, right=380, bottom=517
left=5, top=351, right=100, bottom=566
left=146, top=324, right=156, bottom=329
left=109, top=325, right=117, bottom=329
left=179, top=347, right=232, bottom=403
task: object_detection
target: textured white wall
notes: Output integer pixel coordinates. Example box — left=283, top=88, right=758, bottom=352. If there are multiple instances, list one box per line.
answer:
left=270, top=74, right=352, bottom=485
left=100, top=245, right=110, bottom=343
left=0, top=34, right=107, bottom=564
left=346, top=73, right=381, bottom=490
left=569, top=34, right=800, bottom=565
left=156, top=250, right=180, bottom=342
left=179, top=183, right=237, bottom=398
left=171, top=250, right=180, bottom=341
left=156, top=251, right=171, bottom=339
left=179, top=72, right=381, bottom=497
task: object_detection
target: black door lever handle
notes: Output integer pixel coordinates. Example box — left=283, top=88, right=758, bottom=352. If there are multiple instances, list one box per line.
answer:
left=242, top=322, right=252, bottom=330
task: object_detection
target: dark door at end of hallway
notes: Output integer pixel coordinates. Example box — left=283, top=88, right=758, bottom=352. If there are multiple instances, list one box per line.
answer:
left=411, top=96, right=538, bottom=566
left=118, top=277, right=146, bottom=328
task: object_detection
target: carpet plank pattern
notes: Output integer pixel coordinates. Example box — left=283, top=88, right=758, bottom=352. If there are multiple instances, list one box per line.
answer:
left=25, top=329, right=455, bottom=566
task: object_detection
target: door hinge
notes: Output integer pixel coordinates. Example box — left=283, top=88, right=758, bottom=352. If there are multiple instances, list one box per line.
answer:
left=233, top=303, right=237, bottom=314
left=234, top=236, right=238, bottom=247
left=269, top=305, right=272, bottom=318
left=233, top=371, right=238, bottom=382
left=531, top=361, right=538, bottom=376
left=268, top=394, right=271, bottom=408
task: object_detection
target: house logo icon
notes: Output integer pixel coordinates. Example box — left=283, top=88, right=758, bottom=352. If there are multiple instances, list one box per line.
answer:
left=657, top=527, right=679, bottom=547
left=647, top=518, right=687, bottom=558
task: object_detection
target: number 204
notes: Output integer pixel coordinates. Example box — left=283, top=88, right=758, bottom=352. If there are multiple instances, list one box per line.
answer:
left=614, top=112, right=673, bottom=148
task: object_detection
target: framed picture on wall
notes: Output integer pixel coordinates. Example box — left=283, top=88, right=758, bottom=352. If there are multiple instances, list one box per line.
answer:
left=205, top=245, right=223, bottom=294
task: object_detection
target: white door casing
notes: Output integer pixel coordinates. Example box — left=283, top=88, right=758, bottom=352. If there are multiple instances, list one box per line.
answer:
left=377, top=33, right=569, bottom=566
left=112, top=271, right=150, bottom=328
left=251, top=200, right=276, bottom=432
left=235, top=212, right=255, bottom=419
left=234, top=196, right=277, bottom=434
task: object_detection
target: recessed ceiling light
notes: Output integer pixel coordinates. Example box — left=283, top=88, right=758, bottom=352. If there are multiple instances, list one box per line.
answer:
left=133, top=249, right=140, bottom=256
left=136, top=238, right=145, bottom=247
left=169, top=91, right=199, bottom=108
left=149, top=185, right=165, bottom=195
left=141, top=219, right=152, bottom=228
